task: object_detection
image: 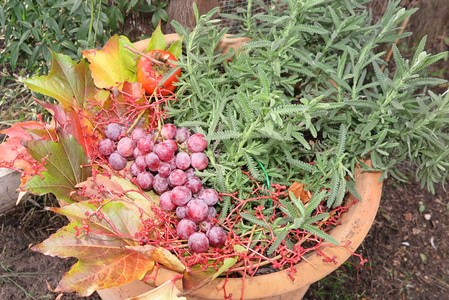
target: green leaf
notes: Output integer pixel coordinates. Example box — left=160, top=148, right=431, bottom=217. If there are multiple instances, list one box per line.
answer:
left=167, top=36, right=183, bottom=59
left=24, top=129, right=91, bottom=203
left=24, top=52, right=97, bottom=109
left=145, top=26, right=166, bottom=52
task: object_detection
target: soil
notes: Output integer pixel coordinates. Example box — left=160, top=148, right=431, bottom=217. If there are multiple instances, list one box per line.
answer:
left=1, top=170, right=448, bottom=300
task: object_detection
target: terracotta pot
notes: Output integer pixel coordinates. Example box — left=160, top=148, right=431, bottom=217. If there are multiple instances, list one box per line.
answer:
left=97, top=163, right=382, bottom=300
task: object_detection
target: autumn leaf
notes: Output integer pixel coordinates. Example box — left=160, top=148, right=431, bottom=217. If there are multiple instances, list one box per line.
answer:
left=32, top=201, right=155, bottom=296
left=35, top=99, right=97, bottom=158
left=24, top=52, right=97, bottom=109
left=24, top=128, right=91, bottom=203
left=129, top=276, right=186, bottom=300
left=0, top=121, right=55, bottom=186
left=125, top=245, right=185, bottom=273
left=82, top=35, right=137, bottom=90
left=75, top=174, right=158, bottom=218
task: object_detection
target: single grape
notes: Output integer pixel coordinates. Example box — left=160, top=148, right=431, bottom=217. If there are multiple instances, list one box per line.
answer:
left=133, top=146, right=146, bottom=158
left=176, top=206, right=187, bottom=219
left=145, top=152, right=161, bottom=172
left=159, top=191, right=176, bottom=211
left=184, top=176, right=203, bottom=194
left=153, top=174, right=169, bottom=195
left=191, top=152, right=209, bottom=170
left=137, top=135, right=154, bottom=153
left=199, top=220, right=211, bottom=233
left=184, top=168, right=196, bottom=178
left=208, top=206, right=217, bottom=219
left=160, top=124, right=177, bottom=140
left=98, top=138, right=115, bottom=156
left=164, top=139, right=178, bottom=152
left=131, top=128, right=147, bottom=142
left=176, top=219, right=197, bottom=240
left=186, top=199, right=209, bottom=222
left=157, top=162, right=171, bottom=178
left=175, top=127, right=191, bottom=143
left=206, top=226, right=226, bottom=247
left=117, top=137, right=136, bottom=158
left=105, top=123, right=124, bottom=141
left=136, top=172, right=154, bottom=190
left=171, top=186, right=192, bottom=206
left=154, top=141, right=175, bottom=161
left=175, top=152, right=191, bottom=170
left=187, top=133, right=207, bottom=152
left=134, top=155, right=147, bottom=169
left=169, top=169, right=187, bottom=186
left=188, top=232, right=209, bottom=253
left=130, top=162, right=145, bottom=176
left=198, top=189, right=219, bottom=206
left=108, top=152, right=127, bottom=170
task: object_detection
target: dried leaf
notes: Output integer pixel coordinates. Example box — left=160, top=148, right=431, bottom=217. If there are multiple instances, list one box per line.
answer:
left=288, top=181, right=312, bottom=204
left=125, top=245, right=185, bottom=273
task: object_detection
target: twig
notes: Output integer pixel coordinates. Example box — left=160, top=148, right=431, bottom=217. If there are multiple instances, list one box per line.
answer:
left=123, top=44, right=163, bottom=65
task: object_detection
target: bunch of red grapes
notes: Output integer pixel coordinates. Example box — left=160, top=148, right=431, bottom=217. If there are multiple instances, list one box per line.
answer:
left=98, top=123, right=226, bottom=253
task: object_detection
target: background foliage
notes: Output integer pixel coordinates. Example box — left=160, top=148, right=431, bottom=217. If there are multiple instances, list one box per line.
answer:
left=0, top=0, right=168, bottom=75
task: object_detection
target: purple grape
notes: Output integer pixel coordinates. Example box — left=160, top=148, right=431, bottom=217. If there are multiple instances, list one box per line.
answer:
left=157, top=162, right=172, bottom=178
left=98, top=138, right=115, bottom=156
left=131, top=128, right=147, bottom=142
left=153, top=174, right=169, bottom=195
left=160, top=123, right=177, bottom=140
left=130, top=162, right=145, bottom=176
left=169, top=169, right=187, bottom=186
left=159, top=191, right=176, bottom=211
left=145, top=152, right=161, bottom=172
left=199, top=220, right=211, bottom=233
left=108, top=152, right=127, bottom=170
left=136, top=172, right=154, bottom=190
left=176, top=219, right=197, bottom=240
left=199, top=189, right=219, bottom=206
left=165, top=138, right=178, bottom=152
left=188, top=232, right=209, bottom=253
left=117, top=137, right=136, bottom=158
left=176, top=206, right=187, bottom=219
left=137, top=135, right=154, bottom=153
left=171, top=186, right=192, bottom=206
left=133, top=146, right=146, bottom=158
left=185, top=168, right=196, bottom=178
left=175, top=127, right=191, bottom=143
left=208, top=206, right=217, bottom=219
left=134, top=155, right=147, bottom=169
left=187, top=133, right=207, bottom=152
left=184, top=176, right=203, bottom=194
left=186, top=199, right=209, bottom=222
left=175, top=152, right=191, bottom=170
left=206, top=226, right=226, bottom=247
left=191, top=152, right=209, bottom=170
left=105, top=123, right=124, bottom=141
left=154, top=141, right=175, bottom=161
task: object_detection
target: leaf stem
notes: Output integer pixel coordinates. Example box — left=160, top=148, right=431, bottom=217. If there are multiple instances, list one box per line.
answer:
left=123, top=44, right=163, bottom=65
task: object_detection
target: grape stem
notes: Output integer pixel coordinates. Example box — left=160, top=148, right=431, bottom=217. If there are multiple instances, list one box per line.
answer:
left=124, top=44, right=163, bottom=65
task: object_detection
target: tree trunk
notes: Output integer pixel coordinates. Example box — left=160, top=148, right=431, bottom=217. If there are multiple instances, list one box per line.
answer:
left=163, top=0, right=220, bottom=34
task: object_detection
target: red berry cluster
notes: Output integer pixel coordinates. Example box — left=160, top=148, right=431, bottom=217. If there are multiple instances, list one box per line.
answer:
left=97, top=122, right=225, bottom=252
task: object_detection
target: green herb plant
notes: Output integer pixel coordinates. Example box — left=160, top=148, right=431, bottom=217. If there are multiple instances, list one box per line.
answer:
left=167, top=0, right=448, bottom=248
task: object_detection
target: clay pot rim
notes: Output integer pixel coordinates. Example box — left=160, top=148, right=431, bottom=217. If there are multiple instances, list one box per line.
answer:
left=139, top=163, right=382, bottom=299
